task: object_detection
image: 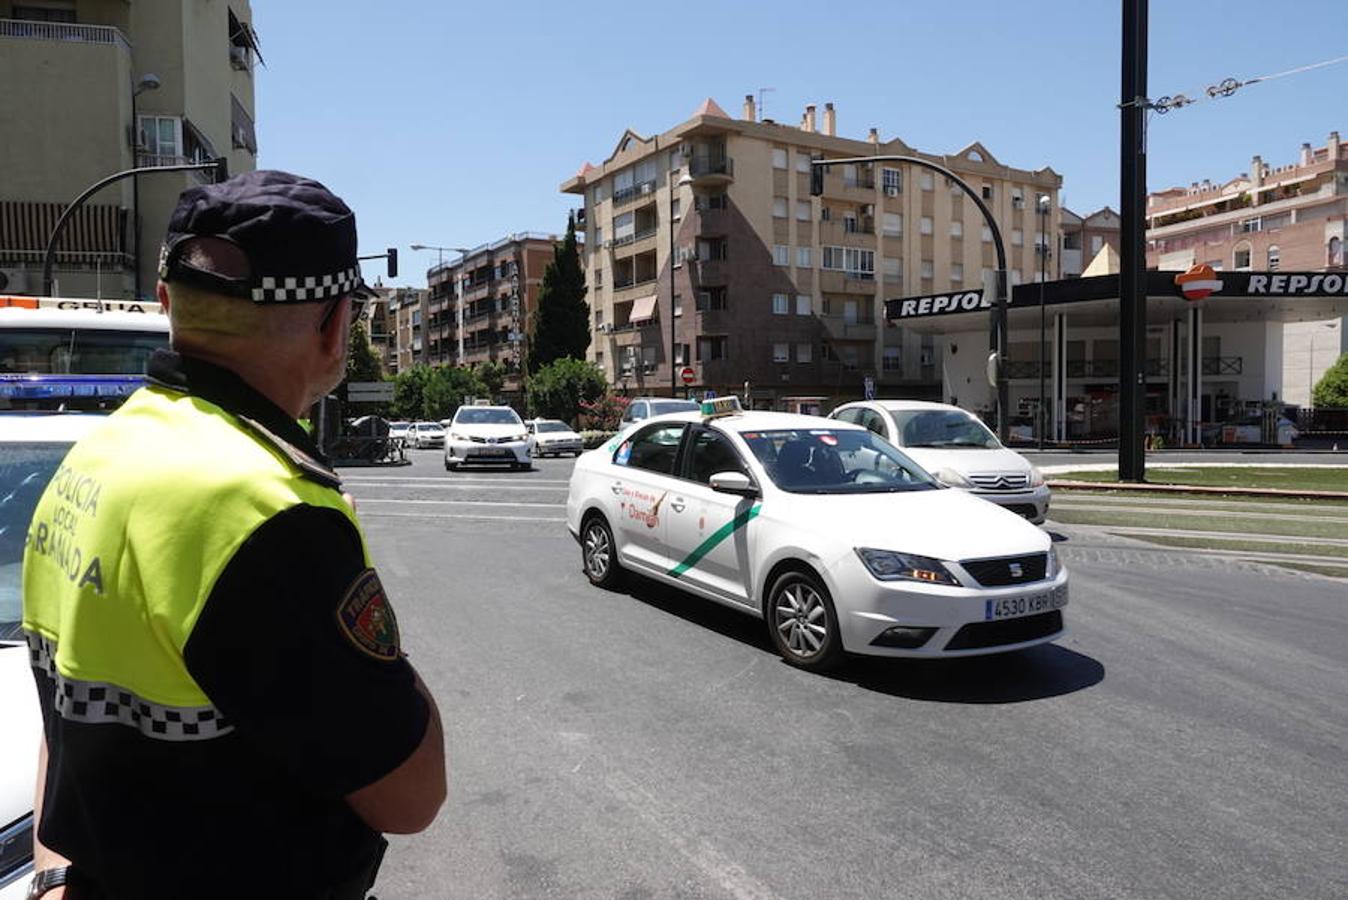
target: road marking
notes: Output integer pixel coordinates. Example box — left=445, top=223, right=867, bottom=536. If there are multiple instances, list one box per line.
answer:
left=360, top=511, right=566, bottom=523
left=346, top=482, right=567, bottom=493
left=359, top=498, right=564, bottom=509
left=342, top=476, right=571, bottom=486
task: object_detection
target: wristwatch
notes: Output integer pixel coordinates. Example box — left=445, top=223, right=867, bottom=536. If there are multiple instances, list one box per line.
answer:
left=27, top=867, right=71, bottom=900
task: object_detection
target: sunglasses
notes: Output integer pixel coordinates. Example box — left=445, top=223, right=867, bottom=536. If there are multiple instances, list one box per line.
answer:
left=318, top=293, right=367, bottom=332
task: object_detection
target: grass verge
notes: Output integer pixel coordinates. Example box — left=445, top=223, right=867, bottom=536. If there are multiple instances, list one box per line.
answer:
left=1052, top=466, right=1348, bottom=493
left=1104, top=532, right=1348, bottom=561
left=1049, top=507, right=1348, bottom=541
left=1051, top=493, right=1348, bottom=516
left=1259, top=561, right=1348, bottom=579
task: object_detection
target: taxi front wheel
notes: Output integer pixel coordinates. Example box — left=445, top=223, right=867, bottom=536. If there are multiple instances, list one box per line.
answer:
left=766, top=569, right=843, bottom=671
left=581, top=514, right=624, bottom=589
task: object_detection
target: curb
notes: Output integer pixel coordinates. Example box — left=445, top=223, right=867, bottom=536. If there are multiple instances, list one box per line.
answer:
left=1047, top=480, right=1348, bottom=500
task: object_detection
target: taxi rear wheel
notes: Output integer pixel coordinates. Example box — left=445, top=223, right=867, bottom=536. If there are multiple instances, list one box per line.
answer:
left=581, top=514, right=623, bottom=589
left=766, top=569, right=842, bottom=671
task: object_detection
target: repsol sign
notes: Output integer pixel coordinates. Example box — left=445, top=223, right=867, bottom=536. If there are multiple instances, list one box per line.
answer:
left=1244, top=273, right=1348, bottom=296
left=885, top=290, right=992, bottom=319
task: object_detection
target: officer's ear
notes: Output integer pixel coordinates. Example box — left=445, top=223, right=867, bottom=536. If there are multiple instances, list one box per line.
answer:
left=315, top=297, right=349, bottom=356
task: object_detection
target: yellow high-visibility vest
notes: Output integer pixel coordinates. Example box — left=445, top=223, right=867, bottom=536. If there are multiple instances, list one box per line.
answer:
left=22, top=385, right=364, bottom=733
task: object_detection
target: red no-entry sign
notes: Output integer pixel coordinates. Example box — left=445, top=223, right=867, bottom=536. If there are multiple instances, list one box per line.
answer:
left=680, top=366, right=696, bottom=385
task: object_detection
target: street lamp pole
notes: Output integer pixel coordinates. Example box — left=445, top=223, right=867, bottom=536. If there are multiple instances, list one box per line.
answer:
left=1037, top=194, right=1051, bottom=449
left=130, top=72, right=161, bottom=299
left=812, top=154, right=1010, bottom=441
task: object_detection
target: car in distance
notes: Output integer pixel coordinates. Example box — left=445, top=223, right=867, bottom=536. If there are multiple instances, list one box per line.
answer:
left=445, top=405, right=531, bottom=471
left=830, top=400, right=1050, bottom=524
left=387, top=421, right=411, bottom=442
left=527, top=419, right=584, bottom=457
left=620, top=397, right=699, bottom=426
left=408, top=421, right=445, bottom=449
left=566, top=398, right=1067, bottom=672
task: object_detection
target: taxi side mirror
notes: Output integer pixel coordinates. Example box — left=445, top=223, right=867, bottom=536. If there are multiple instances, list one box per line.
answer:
left=709, top=471, right=758, bottom=497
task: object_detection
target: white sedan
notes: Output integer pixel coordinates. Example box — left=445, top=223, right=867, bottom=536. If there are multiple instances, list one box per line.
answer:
left=566, top=399, right=1068, bottom=671
left=527, top=419, right=584, bottom=457
left=830, top=400, right=1051, bottom=524
left=444, top=405, right=532, bottom=471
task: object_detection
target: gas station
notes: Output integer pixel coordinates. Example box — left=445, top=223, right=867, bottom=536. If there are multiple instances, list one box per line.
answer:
left=887, top=266, right=1348, bottom=446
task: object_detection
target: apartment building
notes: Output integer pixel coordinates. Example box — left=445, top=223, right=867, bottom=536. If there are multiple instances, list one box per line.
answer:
left=423, top=233, right=558, bottom=391
left=560, top=97, right=1062, bottom=405
left=1059, top=207, right=1121, bottom=278
left=0, top=0, right=258, bottom=300
left=1146, top=131, right=1348, bottom=406
left=362, top=286, right=395, bottom=372
left=385, top=287, right=428, bottom=374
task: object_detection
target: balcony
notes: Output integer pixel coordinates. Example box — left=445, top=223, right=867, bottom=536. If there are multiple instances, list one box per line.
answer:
left=610, top=226, right=658, bottom=258
left=690, top=258, right=729, bottom=284
left=689, top=156, right=734, bottom=185
left=0, top=18, right=130, bottom=50
left=613, top=180, right=658, bottom=208
left=612, top=275, right=658, bottom=296
left=820, top=220, right=876, bottom=245
left=818, top=270, right=876, bottom=294
left=818, top=315, right=877, bottom=343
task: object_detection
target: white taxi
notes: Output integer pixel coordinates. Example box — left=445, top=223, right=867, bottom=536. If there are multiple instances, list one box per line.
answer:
left=566, top=398, right=1068, bottom=672
left=444, top=405, right=531, bottom=471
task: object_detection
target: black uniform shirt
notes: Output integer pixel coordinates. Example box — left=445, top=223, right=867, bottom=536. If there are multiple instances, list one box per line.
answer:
left=31, top=351, right=429, bottom=899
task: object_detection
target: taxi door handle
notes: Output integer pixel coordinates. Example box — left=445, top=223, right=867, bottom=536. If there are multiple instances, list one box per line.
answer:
left=670, top=498, right=686, bottom=513
left=610, top=482, right=624, bottom=496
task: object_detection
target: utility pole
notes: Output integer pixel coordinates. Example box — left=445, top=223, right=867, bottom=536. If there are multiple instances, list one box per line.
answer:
left=1118, top=0, right=1148, bottom=481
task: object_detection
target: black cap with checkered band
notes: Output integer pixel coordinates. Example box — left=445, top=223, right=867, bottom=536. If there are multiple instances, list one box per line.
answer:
left=158, top=169, right=376, bottom=303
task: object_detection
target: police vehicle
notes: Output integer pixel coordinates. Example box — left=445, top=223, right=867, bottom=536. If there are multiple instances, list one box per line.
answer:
left=566, top=397, right=1068, bottom=671
left=0, top=297, right=168, bottom=896
left=0, top=414, right=108, bottom=897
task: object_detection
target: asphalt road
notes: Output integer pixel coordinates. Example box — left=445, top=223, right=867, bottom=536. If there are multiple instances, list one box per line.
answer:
left=341, top=450, right=1347, bottom=900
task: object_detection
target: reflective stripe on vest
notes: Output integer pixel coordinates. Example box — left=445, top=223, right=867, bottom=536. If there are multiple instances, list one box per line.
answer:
left=22, top=386, right=366, bottom=734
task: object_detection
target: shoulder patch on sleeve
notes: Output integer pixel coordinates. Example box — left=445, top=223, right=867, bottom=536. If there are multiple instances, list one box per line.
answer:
left=235, top=413, right=343, bottom=490
left=336, top=569, right=401, bottom=661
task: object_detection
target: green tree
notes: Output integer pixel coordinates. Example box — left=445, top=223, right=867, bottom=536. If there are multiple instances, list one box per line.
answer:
left=391, top=366, right=431, bottom=420
left=526, top=357, right=607, bottom=424
left=345, top=320, right=384, bottom=384
left=1312, top=352, right=1348, bottom=408
left=526, top=213, right=589, bottom=373
left=422, top=366, right=486, bottom=420
left=473, top=359, right=507, bottom=400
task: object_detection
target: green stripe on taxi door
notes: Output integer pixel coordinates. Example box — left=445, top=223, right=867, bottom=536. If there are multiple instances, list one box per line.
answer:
left=667, top=503, right=762, bottom=578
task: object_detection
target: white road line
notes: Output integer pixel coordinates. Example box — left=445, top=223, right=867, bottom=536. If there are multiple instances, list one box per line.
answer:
left=359, top=498, right=564, bottom=509
left=360, top=511, right=566, bottom=523
left=346, top=482, right=567, bottom=492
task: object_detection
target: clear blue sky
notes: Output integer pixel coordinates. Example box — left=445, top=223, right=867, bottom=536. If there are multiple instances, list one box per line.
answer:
left=250, top=0, right=1346, bottom=288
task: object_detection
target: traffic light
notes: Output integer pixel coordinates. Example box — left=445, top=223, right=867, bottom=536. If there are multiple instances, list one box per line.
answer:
left=212, top=156, right=230, bottom=183
left=386, top=247, right=398, bottom=279
left=809, top=155, right=826, bottom=196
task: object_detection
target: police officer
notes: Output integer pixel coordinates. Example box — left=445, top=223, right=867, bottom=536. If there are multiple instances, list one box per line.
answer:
left=21, top=171, right=446, bottom=900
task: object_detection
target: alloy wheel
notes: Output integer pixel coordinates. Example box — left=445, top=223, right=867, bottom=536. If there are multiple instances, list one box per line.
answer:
left=773, top=581, right=830, bottom=659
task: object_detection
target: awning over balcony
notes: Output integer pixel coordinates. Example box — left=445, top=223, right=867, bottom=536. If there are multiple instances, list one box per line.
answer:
left=0, top=200, right=127, bottom=266
left=629, top=294, right=658, bottom=323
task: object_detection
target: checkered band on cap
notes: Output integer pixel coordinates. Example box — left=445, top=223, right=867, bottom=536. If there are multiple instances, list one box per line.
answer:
left=27, top=632, right=234, bottom=742
left=250, top=266, right=364, bottom=303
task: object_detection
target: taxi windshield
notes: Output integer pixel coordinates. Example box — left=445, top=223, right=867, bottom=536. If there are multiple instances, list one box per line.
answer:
left=892, top=409, right=1000, bottom=449
left=649, top=399, right=698, bottom=416
left=0, top=442, right=70, bottom=641
left=741, top=429, right=939, bottom=494
left=456, top=408, right=521, bottom=426
left=535, top=422, right=570, bottom=433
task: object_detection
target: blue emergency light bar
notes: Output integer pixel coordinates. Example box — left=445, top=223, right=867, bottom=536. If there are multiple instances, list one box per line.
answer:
left=0, top=374, right=147, bottom=400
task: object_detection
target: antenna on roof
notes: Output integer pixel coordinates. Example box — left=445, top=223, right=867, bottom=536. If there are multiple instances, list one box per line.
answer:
left=757, top=87, right=775, bottom=122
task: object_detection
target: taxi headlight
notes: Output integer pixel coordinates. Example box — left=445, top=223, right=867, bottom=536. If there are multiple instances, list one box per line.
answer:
left=450, top=432, right=468, bottom=442
left=512, top=433, right=528, bottom=443
left=1029, top=466, right=1046, bottom=487
left=1045, top=545, right=1062, bottom=579
left=856, top=548, right=959, bottom=586
left=934, top=468, right=974, bottom=489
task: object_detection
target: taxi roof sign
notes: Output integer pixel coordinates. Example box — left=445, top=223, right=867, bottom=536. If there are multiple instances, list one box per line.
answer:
left=700, top=396, right=742, bottom=419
